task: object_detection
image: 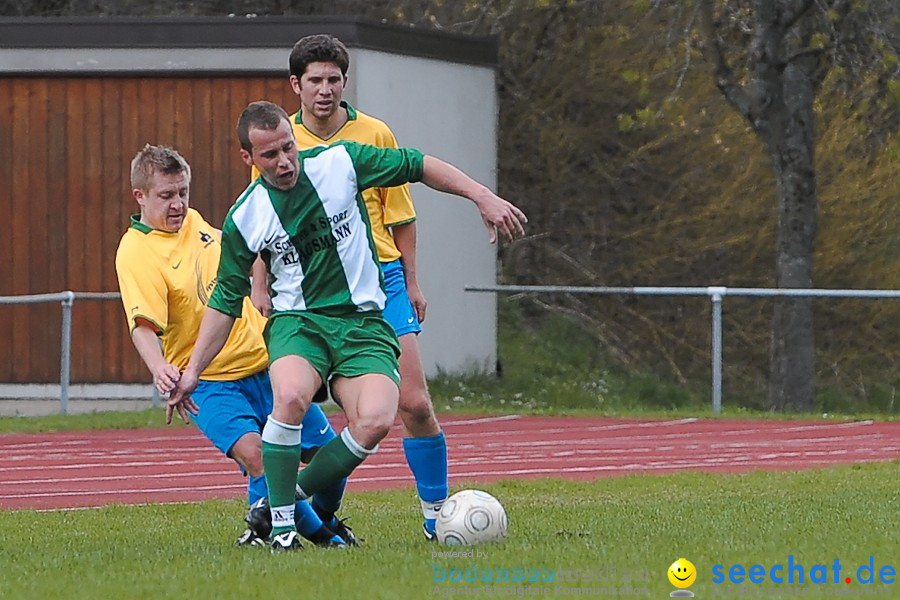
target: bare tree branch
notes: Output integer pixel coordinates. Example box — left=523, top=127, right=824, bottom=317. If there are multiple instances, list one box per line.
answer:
left=780, top=0, right=814, bottom=30
left=784, top=44, right=828, bottom=63
left=664, top=0, right=701, bottom=104
left=697, top=0, right=755, bottom=123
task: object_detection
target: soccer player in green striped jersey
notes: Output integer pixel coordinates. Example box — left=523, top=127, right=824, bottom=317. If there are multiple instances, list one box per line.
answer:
left=169, top=100, right=526, bottom=551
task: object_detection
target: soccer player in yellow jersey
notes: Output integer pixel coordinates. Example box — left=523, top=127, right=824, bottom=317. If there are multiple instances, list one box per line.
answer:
left=250, top=34, right=451, bottom=540
left=115, top=144, right=351, bottom=548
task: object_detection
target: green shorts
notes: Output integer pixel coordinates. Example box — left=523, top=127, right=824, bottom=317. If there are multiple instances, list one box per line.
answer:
left=264, top=311, right=402, bottom=387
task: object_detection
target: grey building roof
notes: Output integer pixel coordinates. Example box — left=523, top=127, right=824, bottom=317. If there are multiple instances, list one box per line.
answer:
left=0, top=16, right=497, bottom=67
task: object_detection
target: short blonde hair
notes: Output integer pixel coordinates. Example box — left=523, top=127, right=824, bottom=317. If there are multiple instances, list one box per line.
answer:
left=130, top=144, right=191, bottom=191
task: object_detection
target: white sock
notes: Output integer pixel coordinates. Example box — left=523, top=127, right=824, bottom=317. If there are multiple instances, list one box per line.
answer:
left=271, top=504, right=295, bottom=530
left=421, top=499, right=444, bottom=520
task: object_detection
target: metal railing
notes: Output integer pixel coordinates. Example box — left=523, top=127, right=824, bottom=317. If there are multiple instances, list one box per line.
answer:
left=3, top=286, right=899, bottom=415
left=466, top=285, right=900, bottom=413
left=0, top=291, right=159, bottom=415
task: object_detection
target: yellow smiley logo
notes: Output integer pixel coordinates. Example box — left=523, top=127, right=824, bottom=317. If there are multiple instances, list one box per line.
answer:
left=668, top=558, right=697, bottom=588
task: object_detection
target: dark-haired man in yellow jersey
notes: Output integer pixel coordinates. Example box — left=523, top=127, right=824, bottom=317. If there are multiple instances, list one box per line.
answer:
left=249, top=34, right=449, bottom=540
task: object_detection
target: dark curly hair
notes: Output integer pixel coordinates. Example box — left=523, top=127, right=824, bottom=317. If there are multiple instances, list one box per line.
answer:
left=289, top=34, right=350, bottom=79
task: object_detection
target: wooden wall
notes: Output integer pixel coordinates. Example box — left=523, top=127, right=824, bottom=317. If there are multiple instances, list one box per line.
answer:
left=0, top=76, right=297, bottom=383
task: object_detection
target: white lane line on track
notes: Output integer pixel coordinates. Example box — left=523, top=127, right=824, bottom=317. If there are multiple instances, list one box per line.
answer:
left=15, top=455, right=888, bottom=502
left=36, top=501, right=203, bottom=513
left=767, top=421, right=875, bottom=433
left=645, top=418, right=699, bottom=426
left=9, top=443, right=893, bottom=490
left=0, top=416, right=710, bottom=450
left=440, top=415, right=523, bottom=426
left=0, top=458, right=231, bottom=473
left=4, top=435, right=894, bottom=474
left=28, top=452, right=895, bottom=511
left=2, top=470, right=238, bottom=486
left=1, top=483, right=246, bottom=500
left=443, top=417, right=698, bottom=429
left=6, top=453, right=894, bottom=505
left=3, top=418, right=890, bottom=456
left=443, top=425, right=893, bottom=441
left=349, top=457, right=899, bottom=482
left=0, top=434, right=204, bottom=449
left=450, top=433, right=890, bottom=450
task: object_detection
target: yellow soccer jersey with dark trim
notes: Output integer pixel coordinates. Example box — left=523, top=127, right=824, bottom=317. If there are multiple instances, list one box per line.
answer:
left=251, top=101, right=415, bottom=263
left=114, top=208, right=268, bottom=380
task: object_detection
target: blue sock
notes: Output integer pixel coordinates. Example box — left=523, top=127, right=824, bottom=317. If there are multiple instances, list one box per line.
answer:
left=247, top=475, right=267, bottom=505
left=294, top=499, right=327, bottom=539
left=311, top=477, right=347, bottom=522
left=403, top=432, right=449, bottom=529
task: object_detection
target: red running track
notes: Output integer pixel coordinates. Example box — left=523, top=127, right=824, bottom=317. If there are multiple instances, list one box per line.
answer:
left=0, top=415, right=897, bottom=511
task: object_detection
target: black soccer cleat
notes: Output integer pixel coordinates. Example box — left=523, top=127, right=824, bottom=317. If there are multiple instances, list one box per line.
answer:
left=327, top=516, right=360, bottom=547
left=307, top=524, right=348, bottom=548
left=270, top=530, right=303, bottom=552
left=245, top=497, right=273, bottom=541
left=247, top=497, right=349, bottom=547
left=235, top=527, right=267, bottom=547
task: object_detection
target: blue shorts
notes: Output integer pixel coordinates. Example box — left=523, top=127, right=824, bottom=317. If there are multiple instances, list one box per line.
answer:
left=382, top=258, right=421, bottom=337
left=191, top=370, right=336, bottom=459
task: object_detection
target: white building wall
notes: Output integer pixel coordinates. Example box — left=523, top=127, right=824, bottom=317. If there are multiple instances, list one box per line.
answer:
left=350, top=49, right=498, bottom=376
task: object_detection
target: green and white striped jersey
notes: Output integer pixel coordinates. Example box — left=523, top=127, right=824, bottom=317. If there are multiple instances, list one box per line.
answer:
left=209, top=141, right=424, bottom=318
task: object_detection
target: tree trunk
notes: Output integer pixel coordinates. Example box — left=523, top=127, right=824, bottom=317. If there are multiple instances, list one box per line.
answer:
left=697, top=0, right=824, bottom=410
left=766, top=59, right=818, bottom=412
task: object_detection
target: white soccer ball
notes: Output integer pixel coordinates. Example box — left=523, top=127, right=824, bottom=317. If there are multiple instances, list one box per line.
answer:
left=436, top=489, right=508, bottom=546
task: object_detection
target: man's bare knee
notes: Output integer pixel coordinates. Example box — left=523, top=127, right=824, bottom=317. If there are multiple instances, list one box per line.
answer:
left=399, top=393, right=435, bottom=422
left=399, top=391, right=439, bottom=436
left=230, top=434, right=264, bottom=477
left=351, top=412, right=395, bottom=448
left=272, top=386, right=313, bottom=420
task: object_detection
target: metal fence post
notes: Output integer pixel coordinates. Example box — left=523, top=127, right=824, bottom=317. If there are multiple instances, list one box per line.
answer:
left=708, top=287, right=726, bottom=415
left=59, top=291, right=75, bottom=415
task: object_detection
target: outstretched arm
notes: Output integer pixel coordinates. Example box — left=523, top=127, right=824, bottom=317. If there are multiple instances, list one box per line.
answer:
left=166, top=307, right=236, bottom=424
left=421, top=155, right=527, bottom=243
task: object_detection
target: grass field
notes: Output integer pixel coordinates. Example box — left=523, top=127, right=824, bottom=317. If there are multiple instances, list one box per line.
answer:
left=0, top=463, right=896, bottom=600
left=1, top=304, right=895, bottom=599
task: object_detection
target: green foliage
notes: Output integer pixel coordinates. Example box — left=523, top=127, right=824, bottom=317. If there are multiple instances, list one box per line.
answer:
left=810, top=32, right=830, bottom=48
left=428, top=302, right=708, bottom=415
left=428, top=302, right=896, bottom=418
left=887, top=79, right=900, bottom=104
left=634, top=106, right=656, bottom=126
left=617, top=113, right=636, bottom=132
left=0, top=464, right=896, bottom=599
left=486, top=0, right=899, bottom=411
left=621, top=69, right=643, bottom=84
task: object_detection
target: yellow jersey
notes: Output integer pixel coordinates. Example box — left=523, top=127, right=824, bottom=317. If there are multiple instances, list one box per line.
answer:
left=252, top=101, right=415, bottom=263
left=115, top=208, right=268, bottom=380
